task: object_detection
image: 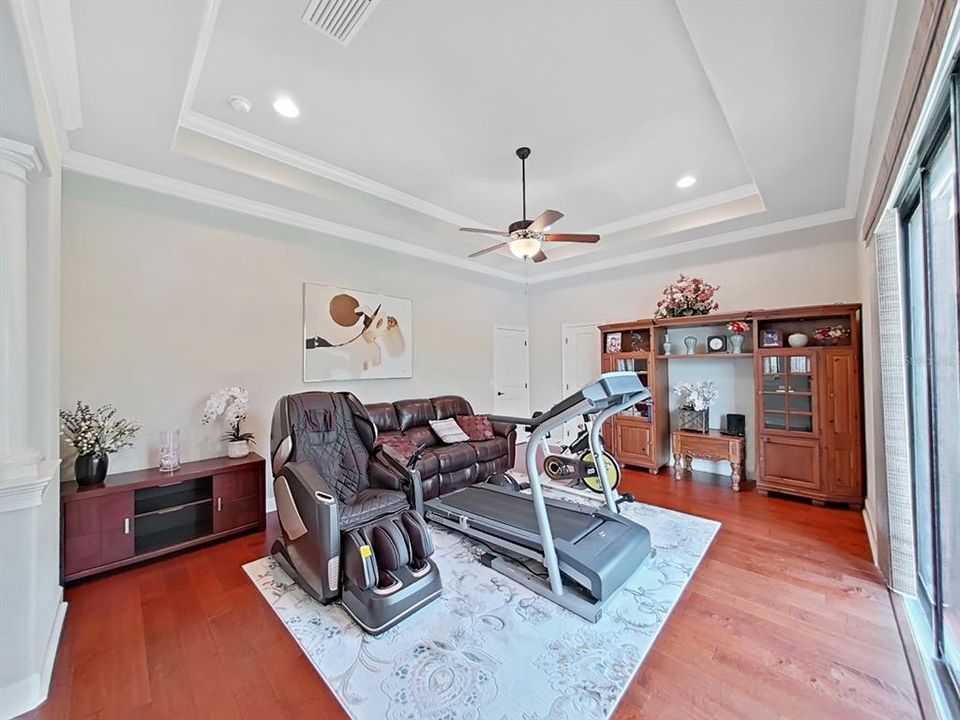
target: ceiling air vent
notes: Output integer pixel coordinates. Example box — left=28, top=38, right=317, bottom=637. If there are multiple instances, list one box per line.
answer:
left=301, top=0, right=380, bottom=47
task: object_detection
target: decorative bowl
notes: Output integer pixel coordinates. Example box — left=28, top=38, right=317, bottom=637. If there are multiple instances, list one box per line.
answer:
left=787, top=333, right=809, bottom=348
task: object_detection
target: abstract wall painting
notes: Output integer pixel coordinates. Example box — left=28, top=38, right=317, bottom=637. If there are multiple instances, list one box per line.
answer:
left=303, top=283, right=412, bottom=381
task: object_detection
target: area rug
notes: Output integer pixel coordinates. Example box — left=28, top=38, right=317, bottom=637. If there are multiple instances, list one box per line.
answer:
left=243, top=482, right=720, bottom=720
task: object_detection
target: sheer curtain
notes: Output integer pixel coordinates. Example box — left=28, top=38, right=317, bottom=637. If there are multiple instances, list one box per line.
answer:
left=873, top=209, right=918, bottom=596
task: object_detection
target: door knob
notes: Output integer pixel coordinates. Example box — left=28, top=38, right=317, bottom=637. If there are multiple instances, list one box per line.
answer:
left=497, top=391, right=505, bottom=396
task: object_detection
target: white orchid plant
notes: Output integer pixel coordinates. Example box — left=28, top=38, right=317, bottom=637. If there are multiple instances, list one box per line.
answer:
left=673, top=381, right=719, bottom=411
left=201, top=386, right=255, bottom=444
left=60, top=402, right=141, bottom=456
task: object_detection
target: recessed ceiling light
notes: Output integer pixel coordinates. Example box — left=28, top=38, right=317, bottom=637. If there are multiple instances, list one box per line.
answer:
left=676, top=175, right=697, bottom=188
left=228, top=95, right=252, bottom=113
left=273, top=96, right=300, bottom=119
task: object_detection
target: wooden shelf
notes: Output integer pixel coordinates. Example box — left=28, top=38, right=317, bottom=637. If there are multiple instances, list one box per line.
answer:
left=657, top=352, right=754, bottom=360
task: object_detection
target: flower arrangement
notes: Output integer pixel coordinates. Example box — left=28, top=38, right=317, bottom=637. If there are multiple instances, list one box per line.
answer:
left=812, top=324, right=850, bottom=344
left=60, top=402, right=141, bottom=456
left=655, top=274, right=720, bottom=318
left=673, top=381, right=719, bottom=411
left=202, top=386, right=255, bottom=444
left=726, top=320, right=750, bottom=335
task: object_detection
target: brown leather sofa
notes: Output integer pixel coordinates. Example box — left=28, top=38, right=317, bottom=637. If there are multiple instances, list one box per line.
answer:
left=364, top=395, right=517, bottom=501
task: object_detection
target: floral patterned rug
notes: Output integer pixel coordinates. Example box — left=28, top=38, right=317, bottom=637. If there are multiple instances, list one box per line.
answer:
left=243, top=482, right=720, bottom=720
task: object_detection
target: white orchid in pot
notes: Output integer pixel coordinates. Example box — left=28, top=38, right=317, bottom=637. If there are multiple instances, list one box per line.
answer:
left=60, top=402, right=141, bottom=486
left=202, top=386, right=255, bottom=458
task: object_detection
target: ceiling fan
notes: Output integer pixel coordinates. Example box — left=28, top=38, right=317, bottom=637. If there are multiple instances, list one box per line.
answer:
left=462, top=147, right=601, bottom=263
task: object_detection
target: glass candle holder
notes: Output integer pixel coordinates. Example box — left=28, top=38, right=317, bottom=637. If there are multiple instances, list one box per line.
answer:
left=159, top=429, right=181, bottom=472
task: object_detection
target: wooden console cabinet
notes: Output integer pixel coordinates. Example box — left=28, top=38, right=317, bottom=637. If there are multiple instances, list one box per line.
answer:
left=61, top=454, right=266, bottom=583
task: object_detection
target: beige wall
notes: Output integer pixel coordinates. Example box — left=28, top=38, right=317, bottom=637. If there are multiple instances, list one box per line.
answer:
left=527, top=220, right=861, bottom=478
left=60, top=175, right=526, bottom=489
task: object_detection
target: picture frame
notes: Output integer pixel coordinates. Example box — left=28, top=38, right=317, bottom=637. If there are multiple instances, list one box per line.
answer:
left=759, top=328, right=784, bottom=348
left=605, top=333, right=622, bottom=353
left=707, top=335, right=728, bottom=353
left=303, top=283, right=413, bottom=381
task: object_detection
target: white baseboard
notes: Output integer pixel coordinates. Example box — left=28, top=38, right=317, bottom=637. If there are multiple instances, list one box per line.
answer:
left=0, top=594, right=67, bottom=720
left=862, top=504, right=879, bottom=567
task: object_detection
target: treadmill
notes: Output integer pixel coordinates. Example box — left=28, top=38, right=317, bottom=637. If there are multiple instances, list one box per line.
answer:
left=424, top=371, right=654, bottom=622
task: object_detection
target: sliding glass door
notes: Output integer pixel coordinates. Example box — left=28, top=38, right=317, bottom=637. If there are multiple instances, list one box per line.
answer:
left=899, top=77, right=960, bottom=707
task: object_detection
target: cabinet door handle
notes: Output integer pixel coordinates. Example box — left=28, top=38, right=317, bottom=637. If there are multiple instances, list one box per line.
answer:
left=123, top=517, right=130, bottom=535
left=217, top=497, right=222, bottom=512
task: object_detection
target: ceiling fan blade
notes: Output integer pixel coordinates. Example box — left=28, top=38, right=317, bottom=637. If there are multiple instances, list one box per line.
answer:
left=532, top=249, right=548, bottom=263
left=468, top=242, right=509, bottom=258
left=459, top=227, right=511, bottom=236
left=527, top=209, right=564, bottom=233
left=543, top=233, right=601, bottom=243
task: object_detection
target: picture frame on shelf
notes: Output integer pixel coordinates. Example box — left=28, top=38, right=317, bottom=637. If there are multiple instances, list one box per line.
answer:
left=759, top=328, right=784, bottom=348
left=605, top=333, right=622, bottom=353
left=707, top=335, right=728, bottom=353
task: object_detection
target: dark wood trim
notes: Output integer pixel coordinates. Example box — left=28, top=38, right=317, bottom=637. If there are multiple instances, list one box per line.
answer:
left=62, top=454, right=265, bottom=501
left=864, top=0, right=957, bottom=242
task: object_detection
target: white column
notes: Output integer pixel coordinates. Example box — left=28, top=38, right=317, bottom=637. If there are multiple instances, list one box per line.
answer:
left=0, top=139, right=43, bottom=485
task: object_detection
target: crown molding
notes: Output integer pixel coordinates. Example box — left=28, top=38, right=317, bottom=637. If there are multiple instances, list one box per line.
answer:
left=62, top=151, right=527, bottom=283
left=0, top=137, right=42, bottom=176
left=175, top=0, right=222, bottom=147
left=33, top=0, right=83, bottom=132
left=845, top=0, right=898, bottom=217
left=178, top=110, right=492, bottom=229
left=586, top=182, right=762, bottom=237
left=529, top=206, right=855, bottom=285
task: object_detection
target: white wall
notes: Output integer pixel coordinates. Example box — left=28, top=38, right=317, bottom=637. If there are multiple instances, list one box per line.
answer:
left=528, top=220, right=860, bottom=478
left=60, top=175, right=527, bottom=495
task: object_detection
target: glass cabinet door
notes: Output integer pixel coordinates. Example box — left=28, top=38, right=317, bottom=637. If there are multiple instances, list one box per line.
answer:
left=614, top=356, right=651, bottom=420
left=759, top=353, right=815, bottom=434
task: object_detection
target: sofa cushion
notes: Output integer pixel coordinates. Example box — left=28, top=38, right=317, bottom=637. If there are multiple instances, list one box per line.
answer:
left=366, top=403, right=400, bottom=433
left=470, top=437, right=509, bottom=463
left=404, top=426, right=437, bottom=449
left=432, top=395, right=474, bottom=420
left=429, top=418, right=470, bottom=444
left=456, top=414, right=495, bottom=441
left=424, top=444, right=478, bottom=474
left=395, top=399, right=436, bottom=431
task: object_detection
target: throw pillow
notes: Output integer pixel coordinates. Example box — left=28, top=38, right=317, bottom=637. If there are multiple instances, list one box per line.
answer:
left=428, top=418, right=470, bottom=444
left=379, top=434, right=418, bottom=460
left=456, top=414, right=495, bottom=441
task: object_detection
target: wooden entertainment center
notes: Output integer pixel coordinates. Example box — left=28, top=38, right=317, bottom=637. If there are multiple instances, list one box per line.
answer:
left=61, top=454, right=266, bottom=582
left=599, top=304, right=864, bottom=508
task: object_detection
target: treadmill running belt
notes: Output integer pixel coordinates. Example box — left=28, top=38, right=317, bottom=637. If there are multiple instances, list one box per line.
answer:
left=440, top=487, right=602, bottom=544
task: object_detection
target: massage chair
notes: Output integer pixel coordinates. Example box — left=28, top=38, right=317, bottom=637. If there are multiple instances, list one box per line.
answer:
left=270, top=391, right=441, bottom=634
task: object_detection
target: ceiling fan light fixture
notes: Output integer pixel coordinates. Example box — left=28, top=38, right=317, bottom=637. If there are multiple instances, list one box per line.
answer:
left=509, top=237, right=541, bottom=260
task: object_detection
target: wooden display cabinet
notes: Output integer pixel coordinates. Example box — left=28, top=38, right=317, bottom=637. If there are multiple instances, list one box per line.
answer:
left=598, top=304, right=864, bottom=508
left=599, top=322, right=670, bottom=473
left=753, top=305, right=863, bottom=508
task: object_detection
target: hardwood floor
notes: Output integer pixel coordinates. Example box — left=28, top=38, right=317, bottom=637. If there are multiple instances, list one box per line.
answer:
left=24, top=469, right=920, bottom=720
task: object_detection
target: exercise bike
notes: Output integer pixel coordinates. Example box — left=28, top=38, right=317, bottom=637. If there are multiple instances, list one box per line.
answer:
left=542, top=413, right=621, bottom=493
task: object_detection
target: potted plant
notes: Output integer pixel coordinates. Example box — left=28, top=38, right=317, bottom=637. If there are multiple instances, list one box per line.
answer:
left=202, top=386, right=255, bottom=458
left=654, top=274, right=720, bottom=318
left=726, top=320, right=750, bottom=353
left=60, top=402, right=141, bottom=486
left=673, top=381, right=718, bottom=433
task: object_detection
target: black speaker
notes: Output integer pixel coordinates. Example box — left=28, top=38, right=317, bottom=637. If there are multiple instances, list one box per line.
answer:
left=723, top=413, right=746, bottom=436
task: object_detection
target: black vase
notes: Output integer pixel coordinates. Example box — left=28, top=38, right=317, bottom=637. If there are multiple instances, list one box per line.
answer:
left=75, top=452, right=109, bottom=486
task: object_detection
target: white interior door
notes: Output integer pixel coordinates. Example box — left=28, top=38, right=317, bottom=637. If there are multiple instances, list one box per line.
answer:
left=561, top=323, right=602, bottom=444
left=493, top=326, right=530, bottom=442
